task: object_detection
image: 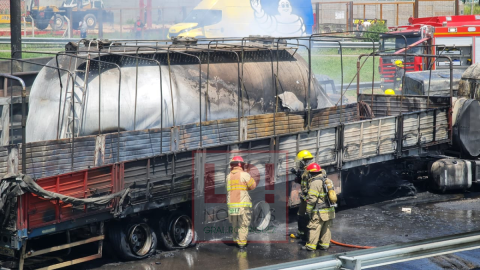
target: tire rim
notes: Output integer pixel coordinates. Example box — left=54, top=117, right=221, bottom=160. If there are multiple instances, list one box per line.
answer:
left=253, top=201, right=271, bottom=231
left=128, top=223, right=153, bottom=256
left=87, top=17, right=95, bottom=27
left=55, top=17, right=63, bottom=28
left=170, top=215, right=193, bottom=247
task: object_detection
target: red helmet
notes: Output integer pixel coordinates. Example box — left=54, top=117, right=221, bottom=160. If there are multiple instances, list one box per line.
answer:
left=230, top=156, right=245, bottom=166
left=306, top=163, right=321, bottom=173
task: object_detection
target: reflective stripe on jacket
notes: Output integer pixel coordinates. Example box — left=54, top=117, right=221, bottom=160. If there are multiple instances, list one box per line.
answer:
left=226, top=167, right=257, bottom=209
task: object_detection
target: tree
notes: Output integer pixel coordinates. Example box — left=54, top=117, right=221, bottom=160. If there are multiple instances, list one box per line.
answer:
left=363, top=23, right=389, bottom=42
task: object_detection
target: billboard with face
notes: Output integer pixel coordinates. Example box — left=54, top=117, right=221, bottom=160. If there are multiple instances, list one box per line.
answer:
left=168, top=0, right=314, bottom=38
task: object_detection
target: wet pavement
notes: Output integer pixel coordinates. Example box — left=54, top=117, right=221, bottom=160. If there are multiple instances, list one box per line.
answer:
left=77, top=191, right=480, bottom=270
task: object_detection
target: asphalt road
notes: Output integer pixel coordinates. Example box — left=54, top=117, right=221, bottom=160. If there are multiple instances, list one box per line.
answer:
left=74, top=190, right=480, bottom=270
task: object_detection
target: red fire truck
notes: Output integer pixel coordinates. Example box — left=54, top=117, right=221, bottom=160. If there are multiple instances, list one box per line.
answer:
left=379, top=15, right=480, bottom=88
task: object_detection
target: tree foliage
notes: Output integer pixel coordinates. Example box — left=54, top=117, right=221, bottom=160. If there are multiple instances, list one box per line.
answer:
left=363, top=23, right=389, bottom=42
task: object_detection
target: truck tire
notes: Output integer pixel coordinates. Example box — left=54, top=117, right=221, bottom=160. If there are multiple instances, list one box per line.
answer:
left=36, top=21, right=50, bottom=30
left=157, top=216, right=175, bottom=251
left=108, top=220, right=157, bottom=261
left=49, top=14, right=65, bottom=30
left=84, top=14, right=97, bottom=29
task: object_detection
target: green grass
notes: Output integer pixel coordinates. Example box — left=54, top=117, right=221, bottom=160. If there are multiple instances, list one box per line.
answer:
left=303, top=48, right=380, bottom=84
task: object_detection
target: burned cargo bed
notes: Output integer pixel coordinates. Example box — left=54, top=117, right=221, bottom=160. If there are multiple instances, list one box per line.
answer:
left=0, top=94, right=452, bottom=252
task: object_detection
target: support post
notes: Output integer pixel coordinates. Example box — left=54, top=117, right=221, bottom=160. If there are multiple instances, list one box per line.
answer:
left=396, top=4, right=399, bottom=26
left=10, top=0, right=22, bottom=59
left=147, top=0, right=152, bottom=28
left=98, top=5, right=104, bottom=39
left=414, top=0, right=419, bottom=18
left=315, top=3, right=319, bottom=34
left=140, top=0, right=145, bottom=22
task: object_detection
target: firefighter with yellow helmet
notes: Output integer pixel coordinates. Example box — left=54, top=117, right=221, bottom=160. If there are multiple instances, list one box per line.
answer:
left=226, top=156, right=257, bottom=249
left=302, top=163, right=337, bottom=251
left=394, top=60, right=405, bottom=91
left=290, top=150, right=314, bottom=240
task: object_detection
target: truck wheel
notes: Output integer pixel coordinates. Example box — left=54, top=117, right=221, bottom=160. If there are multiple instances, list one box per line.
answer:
left=49, top=14, right=65, bottom=30
left=36, top=21, right=50, bottom=30
left=252, top=201, right=271, bottom=231
left=108, top=221, right=157, bottom=260
left=84, top=14, right=97, bottom=29
left=169, top=214, right=194, bottom=248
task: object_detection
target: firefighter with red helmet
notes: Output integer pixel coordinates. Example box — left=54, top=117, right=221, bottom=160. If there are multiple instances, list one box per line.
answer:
left=302, top=163, right=337, bottom=251
left=226, top=156, right=257, bottom=249
left=291, top=150, right=314, bottom=240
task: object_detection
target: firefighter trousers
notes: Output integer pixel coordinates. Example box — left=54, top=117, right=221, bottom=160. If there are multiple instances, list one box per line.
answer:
left=305, top=213, right=332, bottom=251
left=297, top=199, right=309, bottom=239
left=229, top=207, right=252, bottom=247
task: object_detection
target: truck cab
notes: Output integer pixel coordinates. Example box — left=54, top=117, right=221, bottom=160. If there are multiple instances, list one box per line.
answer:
left=379, top=15, right=480, bottom=89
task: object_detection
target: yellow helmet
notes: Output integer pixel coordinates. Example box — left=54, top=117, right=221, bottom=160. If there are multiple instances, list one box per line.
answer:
left=296, top=150, right=314, bottom=161
left=394, top=60, right=404, bottom=68
left=385, top=89, right=395, bottom=95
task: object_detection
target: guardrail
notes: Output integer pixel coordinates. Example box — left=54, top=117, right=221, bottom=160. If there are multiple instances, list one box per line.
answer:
left=251, top=230, right=480, bottom=270
left=313, top=41, right=381, bottom=49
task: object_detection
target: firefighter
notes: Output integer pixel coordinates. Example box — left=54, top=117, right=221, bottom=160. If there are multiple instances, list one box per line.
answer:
left=226, top=156, right=257, bottom=249
left=291, top=150, right=314, bottom=240
left=393, top=60, right=405, bottom=91
left=302, top=163, right=336, bottom=251
left=134, top=17, right=144, bottom=40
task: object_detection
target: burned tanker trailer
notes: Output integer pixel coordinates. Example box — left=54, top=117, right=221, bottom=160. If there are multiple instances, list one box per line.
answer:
left=0, top=42, right=335, bottom=267
left=26, top=44, right=332, bottom=142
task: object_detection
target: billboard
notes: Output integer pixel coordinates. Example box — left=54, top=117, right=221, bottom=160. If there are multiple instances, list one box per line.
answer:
left=168, top=0, right=314, bottom=38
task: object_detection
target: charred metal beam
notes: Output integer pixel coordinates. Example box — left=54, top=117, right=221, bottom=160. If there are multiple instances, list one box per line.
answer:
left=10, top=0, right=22, bottom=59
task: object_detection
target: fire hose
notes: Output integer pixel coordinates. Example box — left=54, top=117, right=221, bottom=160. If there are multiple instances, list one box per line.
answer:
left=330, top=239, right=374, bottom=249
left=290, top=234, right=374, bottom=249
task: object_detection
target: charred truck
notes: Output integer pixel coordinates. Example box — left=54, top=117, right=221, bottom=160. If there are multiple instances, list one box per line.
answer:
left=0, top=35, right=477, bottom=269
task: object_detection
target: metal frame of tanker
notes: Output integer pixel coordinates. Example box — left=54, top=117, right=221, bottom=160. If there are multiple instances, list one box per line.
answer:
left=0, top=36, right=455, bottom=269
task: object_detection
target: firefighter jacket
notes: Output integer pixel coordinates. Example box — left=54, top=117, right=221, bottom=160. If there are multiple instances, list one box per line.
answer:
left=300, top=170, right=310, bottom=200
left=226, top=167, right=257, bottom=211
left=305, top=173, right=335, bottom=221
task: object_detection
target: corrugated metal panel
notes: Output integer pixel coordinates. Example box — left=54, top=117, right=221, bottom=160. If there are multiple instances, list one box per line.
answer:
left=318, top=128, right=337, bottom=166
left=0, top=146, right=9, bottom=176
left=311, top=104, right=358, bottom=129
left=124, top=159, right=149, bottom=204
left=435, top=109, right=449, bottom=141
left=343, top=122, right=361, bottom=161
left=403, top=113, right=420, bottom=148
left=277, top=134, right=297, bottom=184
left=104, top=128, right=171, bottom=164
left=358, top=94, right=450, bottom=117
left=20, top=136, right=96, bottom=179
left=378, top=118, right=397, bottom=155
left=150, top=155, right=173, bottom=199
left=402, top=109, right=448, bottom=148
left=178, top=119, right=240, bottom=150
left=173, top=152, right=194, bottom=194
left=246, top=112, right=304, bottom=139
left=343, top=117, right=397, bottom=162
left=204, top=147, right=229, bottom=187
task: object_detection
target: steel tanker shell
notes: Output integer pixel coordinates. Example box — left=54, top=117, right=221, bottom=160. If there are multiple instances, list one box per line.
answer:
left=26, top=49, right=332, bottom=142
left=452, top=98, right=480, bottom=157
